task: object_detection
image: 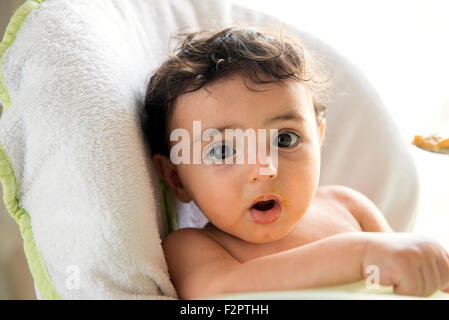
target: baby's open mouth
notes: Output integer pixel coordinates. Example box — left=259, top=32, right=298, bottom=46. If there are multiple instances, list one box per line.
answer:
left=249, top=198, right=281, bottom=224
left=251, top=199, right=276, bottom=211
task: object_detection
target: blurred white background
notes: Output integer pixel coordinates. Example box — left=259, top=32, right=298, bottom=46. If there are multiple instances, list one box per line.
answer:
left=238, top=0, right=449, bottom=250
left=0, top=0, right=448, bottom=299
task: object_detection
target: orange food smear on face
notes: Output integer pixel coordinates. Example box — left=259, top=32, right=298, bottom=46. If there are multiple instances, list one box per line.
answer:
left=412, top=135, right=449, bottom=151
left=278, top=191, right=290, bottom=208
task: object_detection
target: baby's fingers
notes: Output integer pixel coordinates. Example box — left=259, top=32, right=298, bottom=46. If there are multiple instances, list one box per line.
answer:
left=393, top=267, right=423, bottom=296
left=420, top=259, right=441, bottom=297
left=437, top=249, right=449, bottom=292
left=404, top=256, right=448, bottom=297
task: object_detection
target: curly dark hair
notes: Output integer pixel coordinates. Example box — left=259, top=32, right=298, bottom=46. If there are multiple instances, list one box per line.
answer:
left=141, top=26, right=331, bottom=157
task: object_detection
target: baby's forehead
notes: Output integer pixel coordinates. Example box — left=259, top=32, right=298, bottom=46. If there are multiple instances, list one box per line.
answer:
left=171, top=76, right=315, bottom=130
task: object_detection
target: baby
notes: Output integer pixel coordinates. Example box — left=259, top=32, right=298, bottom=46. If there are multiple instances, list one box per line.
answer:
left=140, top=26, right=449, bottom=299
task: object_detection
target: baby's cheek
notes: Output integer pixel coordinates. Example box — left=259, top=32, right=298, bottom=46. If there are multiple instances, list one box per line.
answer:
left=208, top=184, right=243, bottom=222
left=285, top=165, right=317, bottom=205
left=193, top=180, right=224, bottom=206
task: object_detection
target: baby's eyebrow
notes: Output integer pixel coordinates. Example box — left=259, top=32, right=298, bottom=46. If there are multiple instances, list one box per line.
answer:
left=263, top=110, right=306, bottom=125
left=192, top=110, right=306, bottom=143
left=192, top=124, right=240, bottom=144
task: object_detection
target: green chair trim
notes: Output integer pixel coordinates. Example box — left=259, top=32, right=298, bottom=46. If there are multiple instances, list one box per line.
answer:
left=0, top=0, right=61, bottom=299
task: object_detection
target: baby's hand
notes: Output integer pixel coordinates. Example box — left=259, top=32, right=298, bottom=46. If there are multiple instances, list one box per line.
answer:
left=362, top=233, right=449, bottom=297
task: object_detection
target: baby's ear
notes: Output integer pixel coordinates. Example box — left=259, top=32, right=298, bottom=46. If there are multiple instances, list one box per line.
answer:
left=152, top=154, right=192, bottom=203
left=318, top=119, right=326, bottom=148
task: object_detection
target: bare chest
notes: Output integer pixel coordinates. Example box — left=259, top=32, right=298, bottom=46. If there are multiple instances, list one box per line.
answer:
left=203, top=200, right=362, bottom=263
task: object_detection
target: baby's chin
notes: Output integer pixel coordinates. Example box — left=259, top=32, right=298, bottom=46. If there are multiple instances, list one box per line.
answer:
left=232, top=224, right=294, bottom=244
left=241, top=235, right=286, bottom=244
left=240, top=212, right=303, bottom=244
left=208, top=206, right=305, bottom=244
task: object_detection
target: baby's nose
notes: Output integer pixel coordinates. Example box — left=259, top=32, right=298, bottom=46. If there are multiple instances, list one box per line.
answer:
left=247, top=160, right=278, bottom=183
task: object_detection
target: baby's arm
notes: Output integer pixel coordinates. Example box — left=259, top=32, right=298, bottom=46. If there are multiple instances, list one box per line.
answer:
left=164, top=229, right=449, bottom=299
left=163, top=229, right=370, bottom=299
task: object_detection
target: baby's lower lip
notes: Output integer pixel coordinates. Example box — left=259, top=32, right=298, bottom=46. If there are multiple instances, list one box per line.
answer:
left=249, top=201, right=281, bottom=224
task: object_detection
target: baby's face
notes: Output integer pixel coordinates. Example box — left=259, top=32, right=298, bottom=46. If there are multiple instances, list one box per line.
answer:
left=168, top=74, right=325, bottom=243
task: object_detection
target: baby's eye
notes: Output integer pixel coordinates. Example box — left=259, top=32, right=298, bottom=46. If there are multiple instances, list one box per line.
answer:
left=206, top=143, right=236, bottom=161
left=275, top=131, right=301, bottom=148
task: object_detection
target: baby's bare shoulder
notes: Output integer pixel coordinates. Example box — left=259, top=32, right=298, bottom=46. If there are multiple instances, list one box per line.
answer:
left=316, top=185, right=394, bottom=232
left=163, top=227, right=207, bottom=245
left=162, top=228, right=239, bottom=299
left=313, top=185, right=360, bottom=213
left=316, top=185, right=377, bottom=210
left=315, top=184, right=359, bottom=201
left=163, top=227, right=223, bottom=256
